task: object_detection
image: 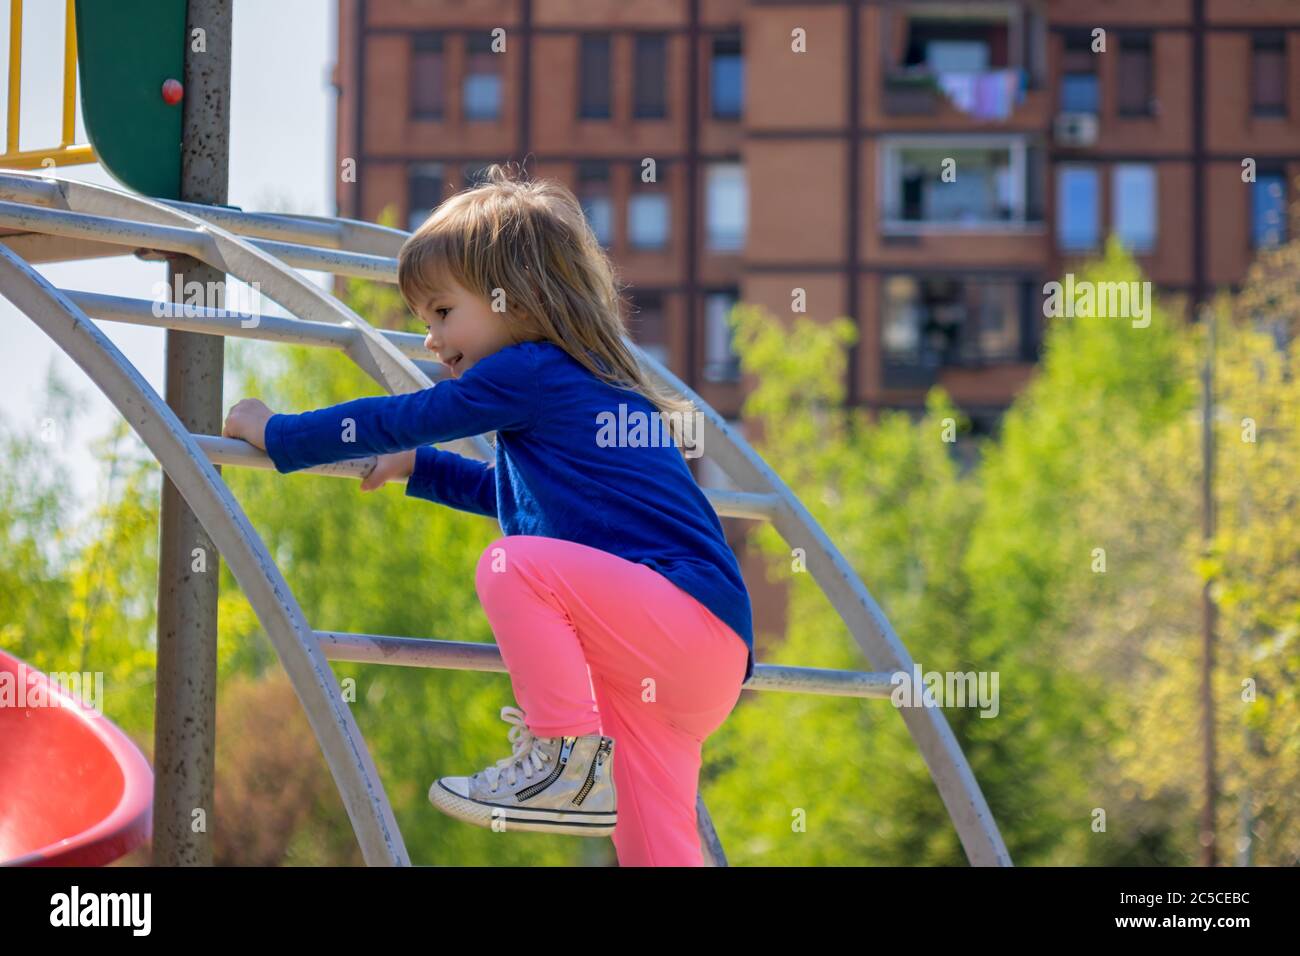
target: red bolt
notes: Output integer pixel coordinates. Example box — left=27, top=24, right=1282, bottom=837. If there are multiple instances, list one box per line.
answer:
left=161, top=78, right=183, bottom=105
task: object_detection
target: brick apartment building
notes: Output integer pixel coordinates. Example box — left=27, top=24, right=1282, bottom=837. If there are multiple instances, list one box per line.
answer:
left=333, top=0, right=1300, bottom=645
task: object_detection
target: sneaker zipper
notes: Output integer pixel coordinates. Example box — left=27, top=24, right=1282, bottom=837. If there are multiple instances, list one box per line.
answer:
left=515, top=736, right=574, bottom=801
left=572, top=738, right=611, bottom=807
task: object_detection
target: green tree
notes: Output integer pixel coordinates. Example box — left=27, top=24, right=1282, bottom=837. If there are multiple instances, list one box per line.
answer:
left=962, top=239, right=1198, bottom=864
left=6, top=231, right=1297, bottom=868
left=705, top=304, right=998, bottom=864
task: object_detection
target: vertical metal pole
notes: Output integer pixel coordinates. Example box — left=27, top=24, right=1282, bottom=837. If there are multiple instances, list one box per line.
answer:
left=1237, top=449, right=1255, bottom=868
left=152, top=0, right=231, bottom=866
left=1198, top=304, right=1218, bottom=867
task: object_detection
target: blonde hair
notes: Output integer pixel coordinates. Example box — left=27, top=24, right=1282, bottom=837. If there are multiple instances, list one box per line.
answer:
left=397, top=162, right=699, bottom=454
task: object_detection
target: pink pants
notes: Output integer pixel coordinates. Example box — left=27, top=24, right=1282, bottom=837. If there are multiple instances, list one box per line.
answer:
left=474, top=535, right=749, bottom=866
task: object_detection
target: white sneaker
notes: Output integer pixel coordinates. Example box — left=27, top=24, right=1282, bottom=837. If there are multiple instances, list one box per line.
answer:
left=429, top=706, right=616, bottom=837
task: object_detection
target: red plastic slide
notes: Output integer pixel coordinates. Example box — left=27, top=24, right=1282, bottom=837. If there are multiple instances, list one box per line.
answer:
left=0, top=649, right=153, bottom=866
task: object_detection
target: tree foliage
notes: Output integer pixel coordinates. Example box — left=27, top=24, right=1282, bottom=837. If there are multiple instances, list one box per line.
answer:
left=3, top=234, right=1297, bottom=866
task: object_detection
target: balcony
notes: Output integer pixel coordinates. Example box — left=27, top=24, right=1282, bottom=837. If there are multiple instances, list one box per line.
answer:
left=884, top=66, right=1027, bottom=121
left=881, top=274, right=1035, bottom=389
left=883, top=69, right=945, bottom=116
left=879, top=136, right=1045, bottom=234
left=880, top=3, right=1046, bottom=123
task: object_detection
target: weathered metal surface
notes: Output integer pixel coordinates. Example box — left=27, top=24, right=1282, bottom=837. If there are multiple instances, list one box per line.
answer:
left=153, top=0, right=229, bottom=866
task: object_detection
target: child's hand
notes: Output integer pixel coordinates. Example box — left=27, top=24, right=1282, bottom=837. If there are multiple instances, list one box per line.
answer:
left=360, top=449, right=417, bottom=492
left=222, top=398, right=275, bottom=451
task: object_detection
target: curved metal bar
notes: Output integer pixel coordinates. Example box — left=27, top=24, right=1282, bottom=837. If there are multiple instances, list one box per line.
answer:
left=161, top=202, right=410, bottom=257
left=0, top=242, right=409, bottom=866
left=0, top=171, right=480, bottom=863
left=697, top=795, right=728, bottom=867
left=0, top=170, right=1011, bottom=865
left=1, top=172, right=407, bottom=257
left=245, top=238, right=396, bottom=282
left=625, top=350, right=1013, bottom=866
left=0, top=170, right=496, bottom=858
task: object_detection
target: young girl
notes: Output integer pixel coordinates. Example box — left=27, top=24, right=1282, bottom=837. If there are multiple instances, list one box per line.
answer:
left=221, top=163, right=754, bottom=867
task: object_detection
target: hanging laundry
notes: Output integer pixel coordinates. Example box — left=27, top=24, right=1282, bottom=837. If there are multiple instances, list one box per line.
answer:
left=937, top=72, right=977, bottom=113
left=937, top=69, right=1025, bottom=120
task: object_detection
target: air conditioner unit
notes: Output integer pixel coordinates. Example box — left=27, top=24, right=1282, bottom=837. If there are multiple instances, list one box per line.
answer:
left=1054, top=112, right=1099, bottom=147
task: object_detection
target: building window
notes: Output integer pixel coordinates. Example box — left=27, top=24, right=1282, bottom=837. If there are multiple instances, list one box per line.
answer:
left=407, top=164, right=444, bottom=232
left=1112, top=164, right=1157, bottom=253
left=411, top=34, right=445, bottom=119
left=1056, top=164, right=1100, bottom=252
left=882, top=275, right=1022, bottom=368
left=1253, top=171, right=1287, bottom=248
left=703, top=290, right=741, bottom=382
left=916, top=39, right=989, bottom=72
left=634, top=34, right=668, bottom=119
left=901, top=11, right=1015, bottom=73
left=579, top=34, right=612, bottom=120
left=882, top=139, right=1031, bottom=227
left=463, top=33, right=502, bottom=121
left=1253, top=34, right=1286, bottom=118
left=705, top=163, right=746, bottom=252
left=628, top=177, right=670, bottom=250
left=1061, top=30, right=1099, bottom=114
left=710, top=34, right=743, bottom=119
left=883, top=276, right=923, bottom=363
left=628, top=291, right=670, bottom=369
left=577, top=162, right=613, bottom=247
left=1116, top=33, right=1153, bottom=117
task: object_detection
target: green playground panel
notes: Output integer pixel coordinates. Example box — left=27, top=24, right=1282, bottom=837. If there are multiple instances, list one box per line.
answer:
left=75, top=0, right=187, bottom=198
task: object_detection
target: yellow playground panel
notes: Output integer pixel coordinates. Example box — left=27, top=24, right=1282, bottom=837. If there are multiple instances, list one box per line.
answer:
left=2, top=0, right=95, bottom=170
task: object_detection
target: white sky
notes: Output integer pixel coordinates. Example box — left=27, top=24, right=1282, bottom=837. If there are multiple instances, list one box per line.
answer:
left=0, top=0, right=337, bottom=523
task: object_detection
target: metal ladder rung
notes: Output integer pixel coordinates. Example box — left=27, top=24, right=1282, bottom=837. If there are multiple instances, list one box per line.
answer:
left=68, top=289, right=371, bottom=350
left=0, top=198, right=397, bottom=281
left=314, top=630, right=897, bottom=699
left=72, top=292, right=782, bottom=518
left=193, top=434, right=782, bottom=521
left=197, top=433, right=383, bottom=479
left=2, top=172, right=404, bottom=256
left=64, top=289, right=449, bottom=380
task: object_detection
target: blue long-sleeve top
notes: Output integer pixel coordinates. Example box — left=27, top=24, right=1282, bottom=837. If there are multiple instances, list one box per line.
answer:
left=262, top=340, right=755, bottom=683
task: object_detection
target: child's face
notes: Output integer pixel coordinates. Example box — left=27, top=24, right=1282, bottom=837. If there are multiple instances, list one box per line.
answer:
left=415, top=277, right=518, bottom=379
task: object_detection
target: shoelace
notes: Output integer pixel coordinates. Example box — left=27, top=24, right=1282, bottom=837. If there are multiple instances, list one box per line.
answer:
left=480, top=705, right=551, bottom=793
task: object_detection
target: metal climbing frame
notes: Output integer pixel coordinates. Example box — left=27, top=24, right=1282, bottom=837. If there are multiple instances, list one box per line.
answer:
left=0, top=169, right=1012, bottom=867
